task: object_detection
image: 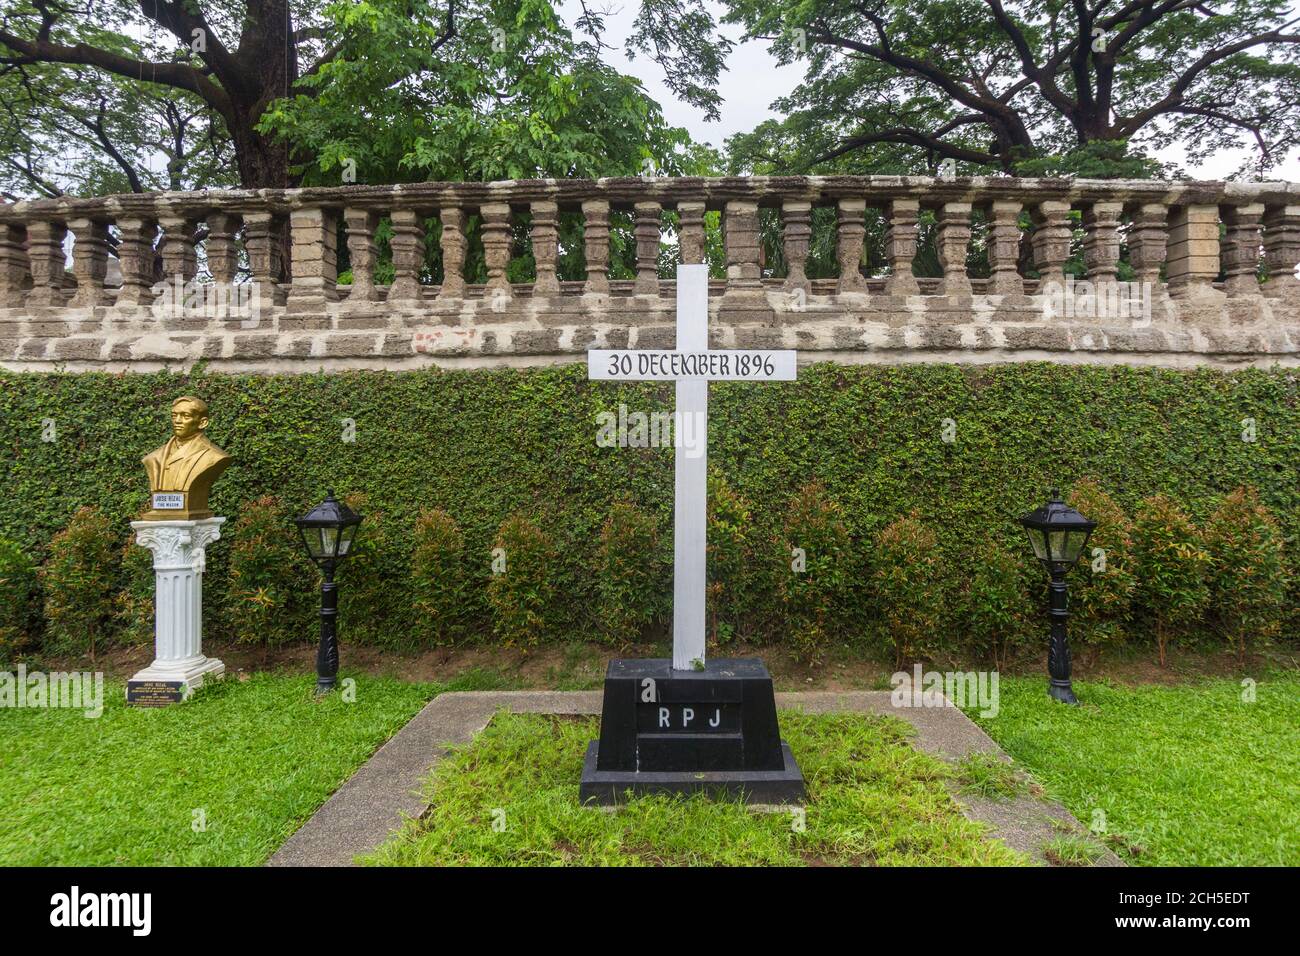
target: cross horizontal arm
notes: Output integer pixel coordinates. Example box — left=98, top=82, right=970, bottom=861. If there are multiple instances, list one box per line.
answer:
left=588, top=349, right=798, bottom=382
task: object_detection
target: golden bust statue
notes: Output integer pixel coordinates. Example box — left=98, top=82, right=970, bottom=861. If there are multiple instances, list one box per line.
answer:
left=141, top=396, right=232, bottom=520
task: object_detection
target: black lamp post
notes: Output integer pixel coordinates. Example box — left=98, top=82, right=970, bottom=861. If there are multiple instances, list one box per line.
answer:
left=295, top=491, right=363, bottom=694
left=1018, top=490, right=1096, bottom=705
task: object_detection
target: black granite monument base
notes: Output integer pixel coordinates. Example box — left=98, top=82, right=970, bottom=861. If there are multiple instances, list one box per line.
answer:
left=579, top=658, right=805, bottom=805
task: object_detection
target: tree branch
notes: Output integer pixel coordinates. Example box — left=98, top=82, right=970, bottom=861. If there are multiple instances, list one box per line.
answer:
left=0, top=28, right=234, bottom=123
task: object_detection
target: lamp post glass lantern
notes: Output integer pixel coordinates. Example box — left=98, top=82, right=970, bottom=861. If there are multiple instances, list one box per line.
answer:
left=1019, top=490, right=1096, bottom=705
left=295, top=491, right=363, bottom=694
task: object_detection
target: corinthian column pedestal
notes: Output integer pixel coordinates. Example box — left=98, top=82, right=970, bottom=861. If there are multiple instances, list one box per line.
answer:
left=126, top=517, right=226, bottom=704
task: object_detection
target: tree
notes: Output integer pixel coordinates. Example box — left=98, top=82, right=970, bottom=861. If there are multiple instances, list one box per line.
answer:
left=668, top=0, right=1300, bottom=176
left=0, top=0, right=703, bottom=194
left=260, top=0, right=699, bottom=184
left=1, top=0, right=306, bottom=188
left=0, top=58, right=232, bottom=198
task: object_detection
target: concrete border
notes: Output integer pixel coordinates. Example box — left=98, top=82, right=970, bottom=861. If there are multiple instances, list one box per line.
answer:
left=267, top=689, right=1121, bottom=867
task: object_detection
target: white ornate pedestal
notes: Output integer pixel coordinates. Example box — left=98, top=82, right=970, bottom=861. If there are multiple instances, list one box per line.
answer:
left=126, top=517, right=226, bottom=704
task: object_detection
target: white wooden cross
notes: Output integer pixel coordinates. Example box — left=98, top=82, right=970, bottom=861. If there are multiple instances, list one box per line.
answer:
left=588, top=264, right=797, bottom=670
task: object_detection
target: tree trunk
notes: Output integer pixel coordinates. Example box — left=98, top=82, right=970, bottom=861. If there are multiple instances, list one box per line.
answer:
left=225, top=0, right=299, bottom=188
left=229, top=119, right=293, bottom=190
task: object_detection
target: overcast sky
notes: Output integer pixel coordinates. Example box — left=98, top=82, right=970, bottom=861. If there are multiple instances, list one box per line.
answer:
left=559, top=0, right=1300, bottom=181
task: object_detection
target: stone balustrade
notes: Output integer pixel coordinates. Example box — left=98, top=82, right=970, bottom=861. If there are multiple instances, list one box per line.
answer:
left=1, top=175, right=1298, bottom=370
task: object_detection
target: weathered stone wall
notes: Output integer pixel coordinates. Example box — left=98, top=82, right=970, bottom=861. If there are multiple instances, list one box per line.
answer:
left=1, top=175, right=1298, bottom=372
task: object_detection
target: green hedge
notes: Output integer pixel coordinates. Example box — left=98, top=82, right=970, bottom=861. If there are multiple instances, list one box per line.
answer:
left=1, top=363, right=1296, bottom=657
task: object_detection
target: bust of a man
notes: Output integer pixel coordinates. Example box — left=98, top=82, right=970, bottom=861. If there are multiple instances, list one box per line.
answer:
left=141, top=396, right=232, bottom=520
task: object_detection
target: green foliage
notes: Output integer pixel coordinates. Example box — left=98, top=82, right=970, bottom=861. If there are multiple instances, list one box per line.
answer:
left=1010, top=140, right=1167, bottom=180
left=0, top=54, right=234, bottom=198
left=780, top=481, right=851, bottom=664
left=715, top=0, right=1300, bottom=177
left=1132, top=495, right=1211, bottom=666
left=410, top=508, right=470, bottom=647
left=226, top=496, right=312, bottom=651
left=0, top=537, right=40, bottom=656
left=0, top=364, right=1297, bottom=658
left=337, top=493, right=408, bottom=648
left=487, top=513, right=559, bottom=648
left=1067, top=478, right=1138, bottom=646
left=115, top=535, right=155, bottom=647
left=872, top=512, right=942, bottom=667
left=595, top=502, right=666, bottom=646
left=706, top=471, right=769, bottom=645
left=960, top=543, right=1030, bottom=669
left=1203, top=486, right=1289, bottom=660
left=259, top=0, right=699, bottom=185
left=39, top=506, right=117, bottom=661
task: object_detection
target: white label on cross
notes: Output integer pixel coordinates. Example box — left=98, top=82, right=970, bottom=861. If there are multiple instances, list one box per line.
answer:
left=587, top=264, right=798, bottom=670
left=589, top=350, right=796, bottom=381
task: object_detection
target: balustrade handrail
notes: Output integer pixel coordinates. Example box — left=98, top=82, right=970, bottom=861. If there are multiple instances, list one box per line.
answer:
left=2, top=175, right=1299, bottom=219
left=1, top=175, right=1298, bottom=318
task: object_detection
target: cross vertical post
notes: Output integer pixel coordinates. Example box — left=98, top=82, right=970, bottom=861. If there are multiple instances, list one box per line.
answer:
left=587, top=263, right=796, bottom=671
left=673, top=264, right=709, bottom=670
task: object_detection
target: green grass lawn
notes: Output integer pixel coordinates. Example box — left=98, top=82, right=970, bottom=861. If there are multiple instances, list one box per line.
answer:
left=7, top=660, right=1293, bottom=867
left=966, top=675, right=1300, bottom=866
left=0, top=672, right=437, bottom=866
left=366, top=711, right=1030, bottom=866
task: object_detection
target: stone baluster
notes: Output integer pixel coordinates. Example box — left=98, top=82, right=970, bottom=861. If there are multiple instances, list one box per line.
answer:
left=387, top=208, right=426, bottom=305
left=1166, top=204, right=1221, bottom=300
left=530, top=201, right=561, bottom=296
left=724, top=199, right=763, bottom=289
left=884, top=199, right=920, bottom=296
left=936, top=202, right=972, bottom=296
left=582, top=200, right=610, bottom=295
left=242, top=211, right=285, bottom=304
left=67, top=217, right=111, bottom=308
left=1221, top=203, right=1264, bottom=297
left=25, top=220, right=68, bottom=307
left=1127, top=203, right=1168, bottom=289
left=0, top=223, right=29, bottom=307
left=113, top=218, right=158, bottom=308
left=481, top=202, right=513, bottom=300
left=835, top=198, right=868, bottom=294
left=678, top=201, right=706, bottom=265
left=986, top=200, right=1023, bottom=295
left=1262, top=204, right=1300, bottom=301
left=157, top=215, right=198, bottom=287
left=633, top=201, right=661, bottom=295
left=1031, top=200, right=1072, bottom=295
left=782, top=200, right=812, bottom=295
left=205, top=212, right=241, bottom=288
left=342, top=208, right=381, bottom=305
left=285, top=206, right=339, bottom=312
left=720, top=200, right=764, bottom=313
left=1083, top=201, right=1123, bottom=290
left=437, top=207, right=467, bottom=300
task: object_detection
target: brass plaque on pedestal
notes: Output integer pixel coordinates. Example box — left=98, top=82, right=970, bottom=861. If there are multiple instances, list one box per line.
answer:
left=126, top=680, right=186, bottom=706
